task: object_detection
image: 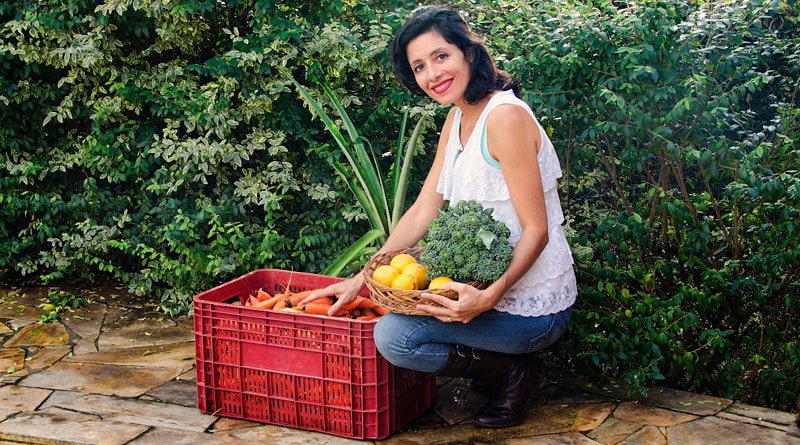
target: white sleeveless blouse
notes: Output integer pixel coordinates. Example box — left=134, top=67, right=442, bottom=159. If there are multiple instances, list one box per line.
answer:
left=436, top=90, right=577, bottom=316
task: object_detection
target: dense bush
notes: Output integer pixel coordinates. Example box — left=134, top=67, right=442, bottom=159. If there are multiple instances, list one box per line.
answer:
left=477, top=0, right=799, bottom=410
left=1, top=0, right=797, bottom=411
left=0, top=0, right=425, bottom=314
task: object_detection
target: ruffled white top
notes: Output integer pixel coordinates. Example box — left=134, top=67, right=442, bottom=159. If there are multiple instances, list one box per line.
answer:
left=436, top=90, right=577, bottom=316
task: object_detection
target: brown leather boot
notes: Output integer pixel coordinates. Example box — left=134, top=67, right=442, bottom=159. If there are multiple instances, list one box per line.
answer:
left=437, top=345, right=545, bottom=429
left=472, top=353, right=546, bottom=428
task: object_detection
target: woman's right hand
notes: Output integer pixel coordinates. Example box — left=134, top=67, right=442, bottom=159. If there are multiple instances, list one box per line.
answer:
left=299, top=274, right=366, bottom=317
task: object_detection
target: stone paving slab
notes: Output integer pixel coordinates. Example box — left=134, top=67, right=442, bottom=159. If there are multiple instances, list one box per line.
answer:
left=130, top=427, right=253, bottom=444
left=0, top=408, right=150, bottom=445
left=613, top=401, right=698, bottom=427
left=635, top=386, right=732, bottom=417
left=209, top=416, right=263, bottom=433
left=0, top=385, right=52, bottom=413
left=585, top=416, right=644, bottom=443
left=502, top=431, right=603, bottom=444
left=66, top=341, right=195, bottom=369
left=60, top=302, right=110, bottom=340
left=142, top=376, right=198, bottom=407
left=0, top=348, right=24, bottom=375
left=0, top=288, right=48, bottom=325
left=666, top=415, right=800, bottom=445
left=722, top=401, right=798, bottom=428
left=38, top=389, right=88, bottom=410
left=3, top=322, right=70, bottom=347
left=624, top=424, right=666, bottom=444
left=98, top=316, right=194, bottom=350
left=20, top=361, right=181, bottom=397
left=228, top=423, right=368, bottom=444
left=54, top=393, right=217, bottom=433
left=23, top=345, right=71, bottom=372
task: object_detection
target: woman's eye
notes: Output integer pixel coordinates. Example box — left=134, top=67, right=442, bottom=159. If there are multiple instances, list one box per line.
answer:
left=413, top=64, right=424, bottom=73
left=437, top=53, right=448, bottom=61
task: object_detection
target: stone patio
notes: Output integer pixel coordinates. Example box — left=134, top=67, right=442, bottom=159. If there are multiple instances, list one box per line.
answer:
left=1, top=283, right=798, bottom=444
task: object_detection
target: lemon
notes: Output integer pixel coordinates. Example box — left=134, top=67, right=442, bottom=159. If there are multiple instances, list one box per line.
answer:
left=402, top=262, right=429, bottom=289
left=389, top=253, right=418, bottom=271
left=428, top=276, right=454, bottom=289
left=391, top=273, right=418, bottom=290
left=372, top=265, right=399, bottom=287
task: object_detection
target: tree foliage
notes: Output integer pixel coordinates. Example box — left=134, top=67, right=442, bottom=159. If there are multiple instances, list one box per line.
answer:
left=1, top=0, right=797, bottom=411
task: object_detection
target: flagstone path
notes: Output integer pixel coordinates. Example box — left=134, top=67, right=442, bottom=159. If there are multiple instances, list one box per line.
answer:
left=1, top=284, right=798, bottom=444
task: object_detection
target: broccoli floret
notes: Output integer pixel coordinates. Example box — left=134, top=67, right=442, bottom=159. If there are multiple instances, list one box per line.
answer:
left=419, top=200, right=513, bottom=283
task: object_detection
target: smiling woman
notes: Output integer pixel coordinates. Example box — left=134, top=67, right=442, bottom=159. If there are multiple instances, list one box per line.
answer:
left=301, top=4, right=577, bottom=430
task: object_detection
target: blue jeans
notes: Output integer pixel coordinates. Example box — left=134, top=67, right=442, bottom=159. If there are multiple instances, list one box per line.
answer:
left=373, top=307, right=572, bottom=373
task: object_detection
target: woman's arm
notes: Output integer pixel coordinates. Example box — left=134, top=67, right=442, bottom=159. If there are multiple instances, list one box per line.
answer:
left=482, top=105, right=548, bottom=304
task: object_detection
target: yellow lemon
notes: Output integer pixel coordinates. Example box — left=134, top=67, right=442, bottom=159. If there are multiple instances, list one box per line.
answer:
left=391, top=273, right=418, bottom=290
left=372, top=265, right=399, bottom=287
left=389, top=253, right=418, bottom=271
left=428, top=276, right=454, bottom=289
left=402, top=262, right=429, bottom=289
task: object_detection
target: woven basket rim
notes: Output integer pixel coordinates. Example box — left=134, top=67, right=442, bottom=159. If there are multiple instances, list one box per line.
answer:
left=363, top=247, right=484, bottom=316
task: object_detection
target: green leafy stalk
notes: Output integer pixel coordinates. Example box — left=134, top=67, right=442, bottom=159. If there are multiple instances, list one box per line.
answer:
left=320, top=229, right=385, bottom=276
left=391, top=110, right=427, bottom=231
left=281, top=67, right=428, bottom=274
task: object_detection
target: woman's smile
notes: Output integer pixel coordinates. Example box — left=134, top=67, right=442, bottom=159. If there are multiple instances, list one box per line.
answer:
left=431, top=79, right=454, bottom=95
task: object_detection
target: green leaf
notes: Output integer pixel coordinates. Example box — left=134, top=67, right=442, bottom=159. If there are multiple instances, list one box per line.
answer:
left=476, top=227, right=497, bottom=250
left=321, top=229, right=385, bottom=276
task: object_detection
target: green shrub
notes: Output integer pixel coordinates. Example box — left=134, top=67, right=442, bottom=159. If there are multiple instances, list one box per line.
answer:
left=477, top=0, right=798, bottom=410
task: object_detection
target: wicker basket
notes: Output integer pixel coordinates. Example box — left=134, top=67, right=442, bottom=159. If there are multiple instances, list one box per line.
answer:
left=363, top=247, right=485, bottom=316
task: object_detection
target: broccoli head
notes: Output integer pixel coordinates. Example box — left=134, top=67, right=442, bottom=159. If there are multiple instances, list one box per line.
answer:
left=419, top=200, right=513, bottom=283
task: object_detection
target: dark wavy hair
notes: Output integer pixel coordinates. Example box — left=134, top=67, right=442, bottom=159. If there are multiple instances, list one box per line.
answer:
left=391, top=5, right=520, bottom=104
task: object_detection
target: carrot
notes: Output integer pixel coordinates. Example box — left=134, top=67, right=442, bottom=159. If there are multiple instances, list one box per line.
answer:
left=245, top=295, right=259, bottom=307
left=338, top=296, right=367, bottom=313
left=252, top=294, right=283, bottom=310
left=299, top=299, right=334, bottom=316
left=357, top=308, right=378, bottom=321
left=356, top=297, right=378, bottom=310
left=373, top=305, right=390, bottom=316
left=285, top=290, right=317, bottom=308
left=272, top=298, right=288, bottom=311
left=256, top=289, right=272, bottom=302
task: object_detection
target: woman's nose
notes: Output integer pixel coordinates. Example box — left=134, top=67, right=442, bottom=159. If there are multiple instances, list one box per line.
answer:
left=428, top=64, right=440, bottom=81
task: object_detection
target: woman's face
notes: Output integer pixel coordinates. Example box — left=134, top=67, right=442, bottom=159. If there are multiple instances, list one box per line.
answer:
left=406, top=30, right=471, bottom=106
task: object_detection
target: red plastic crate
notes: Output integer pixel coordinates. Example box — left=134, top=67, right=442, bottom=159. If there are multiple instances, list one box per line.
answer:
left=193, top=269, right=436, bottom=439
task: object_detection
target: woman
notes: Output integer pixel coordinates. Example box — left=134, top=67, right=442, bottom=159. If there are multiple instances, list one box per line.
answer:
left=302, top=5, right=577, bottom=429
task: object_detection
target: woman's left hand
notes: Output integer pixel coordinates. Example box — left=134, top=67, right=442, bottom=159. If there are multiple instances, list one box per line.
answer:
left=415, top=281, right=492, bottom=324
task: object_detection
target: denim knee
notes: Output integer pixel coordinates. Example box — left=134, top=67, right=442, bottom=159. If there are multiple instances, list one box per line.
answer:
left=373, top=314, right=394, bottom=358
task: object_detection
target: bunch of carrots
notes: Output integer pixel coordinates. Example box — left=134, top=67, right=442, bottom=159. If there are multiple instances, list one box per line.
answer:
left=243, top=288, right=389, bottom=321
